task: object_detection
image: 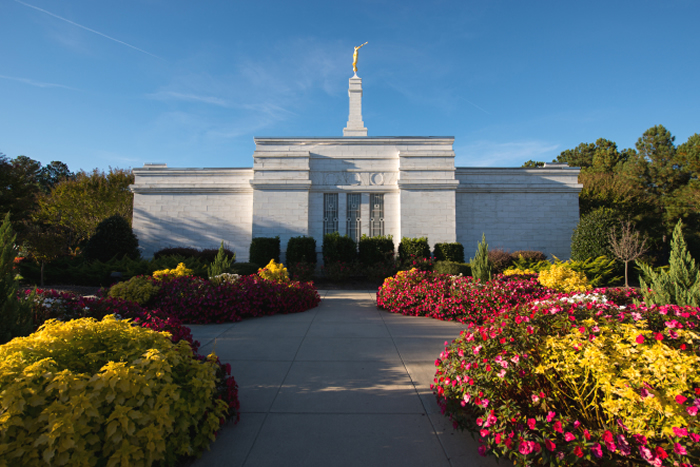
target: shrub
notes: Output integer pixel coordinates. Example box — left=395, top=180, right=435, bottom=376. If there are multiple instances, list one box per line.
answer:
left=288, top=261, right=315, bottom=282
left=433, top=242, right=465, bottom=263
left=153, top=262, right=193, bottom=280
left=258, top=259, right=289, bottom=283
left=638, top=220, right=700, bottom=307
left=470, top=234, right=492, bottom=282
left=434, top=260, right=471, bottom=276
left=0, top=213, right=33, bottom=344
left=571, top=207, right=618, bottom=261
left=0, top=315, right=230, bottom=466
left=509, top=255, right=552, bottom=273
left=153, top=246, right=200, bottom=260
left=231, top=262, right=260, bottom=276
left=488, top=248, right=512, bottom=274
left=209, top=273, right=241, bottom=286
left=510, top=250, right=547, bottom=263
left=362, top=258, right=399, bottom=283
left=286, top=236, right=317, bottom=265
left=83, top=214, right=140, bottom=263
left=249, top=237, right=280, bottom=267
left=398, top=237, right=431, bottom=262
left=208, top=241, right=236, bottom=278
left=358, top=234, right=395, bottom=266
left=566, top=255, right=622, bottom=287
left=538, top=262, right=592, bottom=292
left=320, top=261, right=360, bottom=282
left=433, top=293, right=700, bottom=467
left=322, top=232, right=357, bottom=264
left=108, top=275, right=160, bottom=306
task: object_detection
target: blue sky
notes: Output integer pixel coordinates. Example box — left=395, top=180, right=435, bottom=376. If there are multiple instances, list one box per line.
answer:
left=1, top=0, right=698, bottom=172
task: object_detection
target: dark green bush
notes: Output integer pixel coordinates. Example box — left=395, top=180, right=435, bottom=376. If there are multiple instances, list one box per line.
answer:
left=231, top=262, right=260, bottom=276
left=322, top=232, right=357, bottom=264
left=83, top=215, right=140, bottom=263
left=571, top=207, right=618, bottom=261
left=249, top=237, right=280, bottom=267
left=488, top=248, right=513, bottom=274
left=434, top=260, right=471, bottom=276
left=398, top=237, right=430, bottom=262
left=433, top=242, right=465, bottom=263
left=108, top=276, right=160, bottom=306
left=567, top=255, right=622, bottom=288
left=510, top=250, right=547, bottom=262
left=358, top=234, right=395, bottom=266
left=286, top=236, right=317, bottom=265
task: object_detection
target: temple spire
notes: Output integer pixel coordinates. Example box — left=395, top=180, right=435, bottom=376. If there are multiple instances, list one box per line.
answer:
left=343, top=75, right=367, bottom=137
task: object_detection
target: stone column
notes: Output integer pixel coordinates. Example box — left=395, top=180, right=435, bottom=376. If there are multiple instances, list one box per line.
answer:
left=343, top=75, right=368, bottom=137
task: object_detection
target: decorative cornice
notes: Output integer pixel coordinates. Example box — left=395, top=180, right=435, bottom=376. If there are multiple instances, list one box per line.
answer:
left=249, top=180, right=312, bottom=191
left=457, top=184, right=583, bottom=193
left=397, top=180, right=460, bottom=190
left=130, top=186, right=253, bottom=194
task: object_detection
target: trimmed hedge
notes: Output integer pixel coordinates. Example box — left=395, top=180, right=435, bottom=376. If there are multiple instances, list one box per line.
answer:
left=249, top=237, right=280, bottom=267
left=398, top=237, right=430, bottom=262
left=322, top=232, right=357, bottom=264
left=433, top=242, right=465, bottom=263
left=83, top=215, right=140, bottom=263
left=571, top=207, right=618, bottom=261
left=286, top=236, right=317, bottom=265
left=358, top=234, right=395, bottom=266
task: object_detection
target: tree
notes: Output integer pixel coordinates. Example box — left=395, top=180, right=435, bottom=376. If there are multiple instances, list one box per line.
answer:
left=521, top=160, right=544, bottom=168
left=637, top=220, right=700, bottom=307
left=83, top=214, right=140, bottom=263
left=38, top=161, right=74, bottom=193
left=37, top=168, right=135, bottom=249
left=470, top=233, right=492, bottom=282
left=0, top=155, right=42, bottom=229
left=208, top=241, right=236, bottom=278
left=0, top=212, right=34, bottom=344
left=22, top=221, right=68, bottom=287
left=607, top=220, right=648, bottom=288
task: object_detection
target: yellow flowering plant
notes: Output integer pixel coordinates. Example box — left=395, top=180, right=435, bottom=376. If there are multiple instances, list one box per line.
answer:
left=0, top=315, right=228, bottom=466
left=257, top=259, right=289, bottom=283
left=152, top=262, right=193, bottom=280
left=538, top=262, right=592, bottom=293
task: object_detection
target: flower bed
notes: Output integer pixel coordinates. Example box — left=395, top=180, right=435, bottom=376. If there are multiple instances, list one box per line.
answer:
left=376, top=269, right=551, bottom=325
left=432, top=292, right=700, bottom=466
left=151, top=275, right=321, bottom=323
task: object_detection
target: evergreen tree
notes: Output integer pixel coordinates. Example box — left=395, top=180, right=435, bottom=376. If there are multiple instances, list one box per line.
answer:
left=470, top=233, right=492, bottom=282
left=637, top=220, right=700, bottom=306
left=0, top=212, right=34, bottom=344
left=208, top=241, right=236, bottom=278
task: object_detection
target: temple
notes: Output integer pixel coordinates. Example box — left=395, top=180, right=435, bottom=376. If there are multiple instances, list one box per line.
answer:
left=130, top=74, right=582, bottom=262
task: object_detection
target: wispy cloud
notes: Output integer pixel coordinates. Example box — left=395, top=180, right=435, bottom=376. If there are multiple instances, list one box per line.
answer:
left=148, top=91, right=229, bottom=108
left=455, top=140, right=560, bottom=167
left=14, top=0, right=163, bottom=59
left=0, top=74, right=77, bottom=90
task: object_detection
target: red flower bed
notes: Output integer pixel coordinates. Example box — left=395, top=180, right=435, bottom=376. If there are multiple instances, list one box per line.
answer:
left=151, top=275, right=321, bottom=323
left=376, top=270, right=551, bottom=325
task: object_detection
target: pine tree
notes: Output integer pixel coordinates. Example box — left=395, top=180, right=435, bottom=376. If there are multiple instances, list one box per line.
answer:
left=470, top=233, right=492, bottom=282
left=637, top=220, right=700, bottom=306
left=208, top=241, right=235, bottom=278
left=0, top=212, right=34, bottom=344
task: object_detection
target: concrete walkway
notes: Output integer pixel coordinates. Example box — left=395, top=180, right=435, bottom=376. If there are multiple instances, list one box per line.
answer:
left=187, top=290, right=499, bottom=467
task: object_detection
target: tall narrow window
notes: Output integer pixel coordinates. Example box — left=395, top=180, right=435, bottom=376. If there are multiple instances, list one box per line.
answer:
left=370, top=194, right=384, bottom=237
left=323, top=193, right=338, bottom=235
left=346, top=193, right=361, bottom=244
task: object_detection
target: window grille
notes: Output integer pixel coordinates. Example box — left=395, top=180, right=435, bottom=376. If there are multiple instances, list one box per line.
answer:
left=346, top=193, right=361, bottom=244
left=323, top=193, right=338, bottom=235
left=370, top=194, right=384, bottom=237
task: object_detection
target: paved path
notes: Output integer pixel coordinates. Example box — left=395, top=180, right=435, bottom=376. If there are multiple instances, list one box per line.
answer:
left=188, top=290, right=498, bottom=467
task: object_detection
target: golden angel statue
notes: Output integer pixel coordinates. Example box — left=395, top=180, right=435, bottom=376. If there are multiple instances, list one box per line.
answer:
left=352, top=42, right=368, bottom=74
